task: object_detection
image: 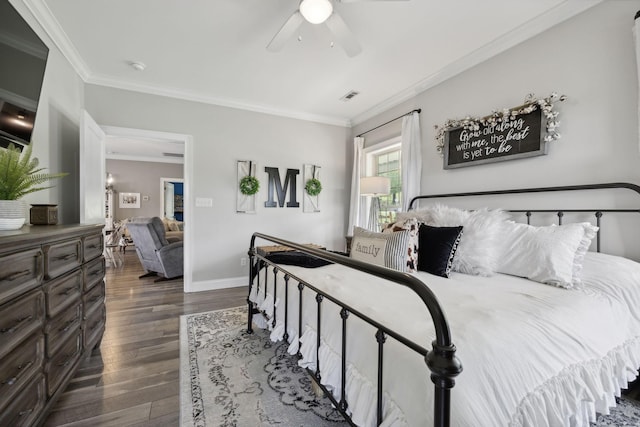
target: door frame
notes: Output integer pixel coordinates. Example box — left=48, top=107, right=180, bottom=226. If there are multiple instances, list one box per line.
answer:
left=102, top=125, right=194, bottom=293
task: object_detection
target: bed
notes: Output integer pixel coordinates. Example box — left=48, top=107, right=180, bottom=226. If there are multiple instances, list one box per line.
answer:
left=246, top=182, right=640, bottom=427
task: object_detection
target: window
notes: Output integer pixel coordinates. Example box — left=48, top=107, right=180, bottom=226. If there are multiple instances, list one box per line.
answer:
left=364, top=138, right=402, bottom=226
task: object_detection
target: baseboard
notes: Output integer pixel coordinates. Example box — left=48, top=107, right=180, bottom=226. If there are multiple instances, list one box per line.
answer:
left=187, top=276, right=247, bottom=292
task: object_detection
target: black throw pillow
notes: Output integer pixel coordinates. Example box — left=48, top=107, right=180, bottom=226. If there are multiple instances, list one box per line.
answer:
left=417, top=224, right=463, bottom=278
left=266, top=251, right=332, bottom=268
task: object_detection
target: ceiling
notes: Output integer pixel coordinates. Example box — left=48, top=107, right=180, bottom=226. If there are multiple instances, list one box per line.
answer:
left=17, top=0, right=600, bottom=160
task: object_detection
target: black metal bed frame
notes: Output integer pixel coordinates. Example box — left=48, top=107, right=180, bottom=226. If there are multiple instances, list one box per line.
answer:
left=247, top=182, right=640, bottom=427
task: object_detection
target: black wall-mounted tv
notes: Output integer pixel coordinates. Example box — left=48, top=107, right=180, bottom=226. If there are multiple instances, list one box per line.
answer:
left=0, top=0, right=49, bottom=151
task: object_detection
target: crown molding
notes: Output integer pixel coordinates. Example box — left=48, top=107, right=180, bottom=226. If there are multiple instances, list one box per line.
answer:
left=350, top=0, right=602, bottom=127
left=19, top=0, right=91, bottom=80
left=87, top=73, right=352, bottom=128
left=21, top=0, right=600, bottom=130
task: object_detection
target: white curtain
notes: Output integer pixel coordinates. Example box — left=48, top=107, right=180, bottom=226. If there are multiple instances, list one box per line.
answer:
left=401, top=111, right=422, bottom=212
left=634, top=11, right=640, bottom=150
left=347, top=137, right=365, bottom=235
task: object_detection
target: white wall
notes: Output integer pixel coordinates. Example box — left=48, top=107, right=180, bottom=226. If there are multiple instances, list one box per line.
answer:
left=9, top=0, right=85, bottom=224
left=85, top=86, right=351, bottom=285
left=352, top=1, right=640, bottom=260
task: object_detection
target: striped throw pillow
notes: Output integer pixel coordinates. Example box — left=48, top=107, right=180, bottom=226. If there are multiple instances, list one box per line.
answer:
left=352, top=227, right=410, bottom=272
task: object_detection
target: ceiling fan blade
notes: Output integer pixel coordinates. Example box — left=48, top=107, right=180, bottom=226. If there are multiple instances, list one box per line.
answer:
left=325, top=13, right=362, bottom=57
left=338, top=0, right=409, bottom=3
left=267, top=11, right=304, bottom=52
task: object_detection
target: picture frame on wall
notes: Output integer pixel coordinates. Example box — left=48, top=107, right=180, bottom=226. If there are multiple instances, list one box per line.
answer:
left=119, top=192, right=140, bottom=208
left=237, top=160, right=258, bottom=213
left=303, top=164, right=321, bottom=213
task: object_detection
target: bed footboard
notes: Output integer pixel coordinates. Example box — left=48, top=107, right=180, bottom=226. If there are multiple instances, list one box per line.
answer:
left=247, top=232, right=462, bottom=427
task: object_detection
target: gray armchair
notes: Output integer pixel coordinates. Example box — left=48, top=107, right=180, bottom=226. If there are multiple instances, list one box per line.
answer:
left=126, top=217, right=183, bottom=281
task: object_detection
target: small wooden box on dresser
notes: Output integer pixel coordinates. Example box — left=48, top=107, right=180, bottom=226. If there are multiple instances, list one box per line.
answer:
left=0, top=224, right=106, bottom=427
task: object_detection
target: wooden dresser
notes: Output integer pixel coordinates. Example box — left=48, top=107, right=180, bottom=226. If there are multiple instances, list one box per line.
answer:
left=0, top=224, right=106, bottom=427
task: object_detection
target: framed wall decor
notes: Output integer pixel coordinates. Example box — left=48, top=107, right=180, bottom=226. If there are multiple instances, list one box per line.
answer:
left=303, top=164, right=321, bottom=213
left=436, top=93, right=566, bottom=169
left=237, top=160, right=258, bottom=213
left=119, top=192, right=140, bottom=208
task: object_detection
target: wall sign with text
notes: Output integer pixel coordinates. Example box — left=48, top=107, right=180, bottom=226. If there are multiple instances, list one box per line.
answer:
left=444, top=108, right=545, bottom=169
left=437, top=93, right=566, bottom=169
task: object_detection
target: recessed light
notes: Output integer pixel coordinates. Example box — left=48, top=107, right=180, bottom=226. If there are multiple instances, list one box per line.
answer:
left=130, top=61, right=146, bottom=71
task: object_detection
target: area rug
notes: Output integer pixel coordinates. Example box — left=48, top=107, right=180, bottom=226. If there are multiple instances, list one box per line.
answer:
left=180, top=306, right=640, bottom=427
left=180, top=305, right=346, bottom=426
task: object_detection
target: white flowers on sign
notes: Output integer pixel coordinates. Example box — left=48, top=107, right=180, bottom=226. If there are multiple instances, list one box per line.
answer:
left=434, top=92, right=567, bottom=156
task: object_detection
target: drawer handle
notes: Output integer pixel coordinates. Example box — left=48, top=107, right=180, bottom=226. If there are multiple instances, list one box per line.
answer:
left=89, top=269, right=103, bottom=277
left=0, top=315, right=33, bottom=334
left=2, top=360, right=33, bottom=386
left=58, top=318, right=78, bottom=333
left=89, top=320, right=101, bottom=331
left=19, top=408, right=34, bottom=417
left=57, top=354, right=74, bottom=367
left=57, top=286, right=77, bottom=296
left=0, top=269, right=30, bottom=282
left=87, top=244, right=98, bottom=249
left=88, top=295, right=102, bottom=304
left=55, top=253, right=77, bottom=261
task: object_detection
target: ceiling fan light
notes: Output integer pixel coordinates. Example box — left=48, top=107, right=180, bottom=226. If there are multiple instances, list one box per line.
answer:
left=300, top=0, right=333, bottom=24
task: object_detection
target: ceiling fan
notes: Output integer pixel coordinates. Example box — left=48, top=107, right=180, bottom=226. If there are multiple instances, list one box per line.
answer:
left=267, top=0, right=408, bottom=57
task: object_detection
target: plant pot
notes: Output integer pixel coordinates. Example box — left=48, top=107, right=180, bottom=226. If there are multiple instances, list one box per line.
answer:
left=0, top=200, right=26, bottom=230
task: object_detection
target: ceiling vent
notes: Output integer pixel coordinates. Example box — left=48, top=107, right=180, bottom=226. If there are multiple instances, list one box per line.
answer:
left=340, top=90, right=359, bottom=102
left=163, top=152, right=184, bottom=158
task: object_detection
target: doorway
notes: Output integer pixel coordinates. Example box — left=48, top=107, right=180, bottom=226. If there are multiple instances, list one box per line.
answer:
left=101, top=125, right=193, bottom=292
left=160, top=177, right=185, bottom=221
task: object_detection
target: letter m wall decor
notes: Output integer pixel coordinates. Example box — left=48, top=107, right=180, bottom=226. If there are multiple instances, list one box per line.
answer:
left=264, top=167, right=300, bottom=208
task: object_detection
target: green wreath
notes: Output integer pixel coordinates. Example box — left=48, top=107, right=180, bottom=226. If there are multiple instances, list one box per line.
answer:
left=305, top=178, right=322, bottom=196
left=239, top=175, right=260, bottom=195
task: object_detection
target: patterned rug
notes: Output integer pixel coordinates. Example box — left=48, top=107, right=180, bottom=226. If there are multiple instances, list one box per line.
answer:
left=180, top=306, right=640, bottom=427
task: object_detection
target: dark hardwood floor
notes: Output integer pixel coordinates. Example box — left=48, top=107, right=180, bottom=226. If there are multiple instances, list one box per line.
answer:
left=44, top=251, right=247, bottom=426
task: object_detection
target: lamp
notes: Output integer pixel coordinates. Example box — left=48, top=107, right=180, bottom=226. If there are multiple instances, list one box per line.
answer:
left=106, top=172, right=114, bottom=190
left=360, top=176, right=390, bottom=231
left=299, top=0, right=333, bottom=24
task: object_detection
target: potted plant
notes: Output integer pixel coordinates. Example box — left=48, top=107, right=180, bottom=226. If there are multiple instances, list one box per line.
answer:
left=0, top=143, right=67, bottom=230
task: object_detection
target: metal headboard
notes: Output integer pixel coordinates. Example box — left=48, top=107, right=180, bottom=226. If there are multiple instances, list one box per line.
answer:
left=408, top=182, right=640, bottom=253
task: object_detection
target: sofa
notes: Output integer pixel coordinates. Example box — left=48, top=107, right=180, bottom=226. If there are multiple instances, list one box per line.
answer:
left=162, top=217, right=184, bottom=241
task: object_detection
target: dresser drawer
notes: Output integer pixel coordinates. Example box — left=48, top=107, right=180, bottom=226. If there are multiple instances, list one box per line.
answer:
left=83, top=233, right=103, bottom=262
left=45, top=269, right=82, bottom=318
left=0, top=332, right=44, bottom=413
left=0, top=248, right=43, bottom=306
left=0, top=289, right=45, bottom=360
left=45, top=327, right=82, bottom=397
left=84, top=256, right=105, bottom=291
left=0, top=373, right=45, bottom=427
left=84, top=279, right=105, bottom=318
left=84, top=305, right=106, bottom=352
left=44, top=238, right=82, bottom=280
left=45, top=303, right=83, bottom=358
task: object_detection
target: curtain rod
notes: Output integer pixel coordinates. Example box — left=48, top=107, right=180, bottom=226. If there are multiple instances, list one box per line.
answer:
left=356, top=108, right=421, bottom=138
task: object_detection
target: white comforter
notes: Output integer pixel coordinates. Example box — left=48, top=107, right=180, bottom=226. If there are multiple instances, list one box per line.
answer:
left=249, top=252, right=640, bottom=427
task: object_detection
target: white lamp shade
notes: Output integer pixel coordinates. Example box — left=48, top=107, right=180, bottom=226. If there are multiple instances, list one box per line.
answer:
left=299, top=0, right=333, bottom=24
left=360, top=176, right=390, bottom=196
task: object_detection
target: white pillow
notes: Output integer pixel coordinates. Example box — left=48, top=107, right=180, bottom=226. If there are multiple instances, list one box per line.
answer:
left=497, top=221, right=598, bottom=288
left=350, top=236, right=387, bottom=267
left=352, top=227, right=410, bottom=271
left=381, top=217, right=420, bottom=272
left=571, top=222, right=599, bottom=286
left=424, top=205, right=508, bottom=276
